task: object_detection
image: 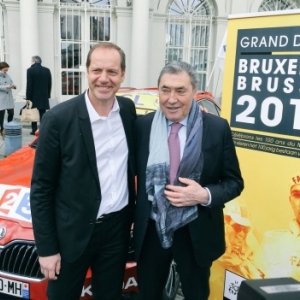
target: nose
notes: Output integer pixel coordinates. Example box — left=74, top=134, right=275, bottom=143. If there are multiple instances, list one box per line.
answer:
left=98, top=71, right=108, bottom=82
left=168, top=90, right=178, bottom=103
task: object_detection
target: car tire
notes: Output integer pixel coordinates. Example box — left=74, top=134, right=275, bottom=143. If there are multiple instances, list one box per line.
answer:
left=162, top=261, right=180, bottom=300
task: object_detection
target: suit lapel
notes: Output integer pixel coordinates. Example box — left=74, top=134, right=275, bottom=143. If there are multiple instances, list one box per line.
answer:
left=76, top=95, right=133, bottom=188
left=77, top=96, right=100, bottom=185
left=118, top=99, right=131, bottom=144
left=118, top=97, right=135, bottom=173
left=202, top=112, right=209, bottom=146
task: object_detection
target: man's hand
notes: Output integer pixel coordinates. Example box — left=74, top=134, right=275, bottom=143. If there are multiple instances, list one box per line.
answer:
left=164, top=177, right=209, bottom=207
left=199, top=105, right=208, bottom=113
left=39, top=253, right=61, bottom=280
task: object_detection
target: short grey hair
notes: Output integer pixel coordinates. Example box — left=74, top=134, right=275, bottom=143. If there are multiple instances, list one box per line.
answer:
left=86, top=42, right=126, bottom=71
left=32, top=56, right=42, bottom=64
left=157, top=61, right=198, bottom=90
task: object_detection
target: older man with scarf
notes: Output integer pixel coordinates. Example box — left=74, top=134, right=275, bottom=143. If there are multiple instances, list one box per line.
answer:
left=133, top=61, right=244, bottom=300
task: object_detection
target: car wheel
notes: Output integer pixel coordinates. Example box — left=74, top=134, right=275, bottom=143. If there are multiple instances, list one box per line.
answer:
left=162, top=261, right=180, bottom=300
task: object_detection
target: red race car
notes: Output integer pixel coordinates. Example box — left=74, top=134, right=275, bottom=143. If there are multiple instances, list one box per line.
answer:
left=0, top=88, right=219, bottom=300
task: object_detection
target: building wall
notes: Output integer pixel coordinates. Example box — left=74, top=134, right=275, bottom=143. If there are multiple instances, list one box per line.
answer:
left=0, top=0, right=299, bottom=106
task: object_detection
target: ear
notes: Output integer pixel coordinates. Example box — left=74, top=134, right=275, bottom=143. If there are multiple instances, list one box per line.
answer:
left=121, top=70, right=126, bottom=83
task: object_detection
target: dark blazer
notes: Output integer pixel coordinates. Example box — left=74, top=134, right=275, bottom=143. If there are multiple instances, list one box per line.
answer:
left=30, top=93, right=136, bottom=262
left=133, top=111, right=244, bottom=267
left=26, top=63, right=52, bottom=109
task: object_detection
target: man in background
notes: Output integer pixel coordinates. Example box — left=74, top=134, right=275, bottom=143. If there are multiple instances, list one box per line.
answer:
left=26, top=55, right=51, bottom=135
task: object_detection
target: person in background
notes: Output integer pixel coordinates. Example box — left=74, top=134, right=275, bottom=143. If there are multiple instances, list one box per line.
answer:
left=0, top=61, right=16, bottom=140
left=25, top=55, right=51, bottom=135
left=134, top=61, right=244, bottom=300
left=30, top=42, right=136, bottom=300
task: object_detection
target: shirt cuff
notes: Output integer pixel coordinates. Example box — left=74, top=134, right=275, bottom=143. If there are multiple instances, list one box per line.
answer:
left=201, top=187, right=212, bottom=206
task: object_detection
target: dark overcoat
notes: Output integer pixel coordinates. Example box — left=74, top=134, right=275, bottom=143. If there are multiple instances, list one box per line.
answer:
left=26, top=63, right=52, bottom=109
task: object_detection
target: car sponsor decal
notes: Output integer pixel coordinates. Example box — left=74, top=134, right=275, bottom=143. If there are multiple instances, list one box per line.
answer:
left=81, top=277, right=138, bottom=297
left=0, top=184, right=31, bottom=223
left=117, top=93, right=159, bottom=110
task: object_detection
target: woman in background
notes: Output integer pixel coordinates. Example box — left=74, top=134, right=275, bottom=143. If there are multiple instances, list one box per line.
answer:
left=0, top=61, right=16, bottom=139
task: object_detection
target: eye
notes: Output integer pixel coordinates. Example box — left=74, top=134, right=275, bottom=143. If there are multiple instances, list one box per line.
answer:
left=176, top=89, right=186, bottom=95
left=161, top=88, right=170, bottom=93
left=108, top=70, right=118, bottom=75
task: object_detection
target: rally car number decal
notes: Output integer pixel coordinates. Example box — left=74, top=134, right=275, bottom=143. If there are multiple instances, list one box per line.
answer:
left=0, top=184, right=31, bottom=222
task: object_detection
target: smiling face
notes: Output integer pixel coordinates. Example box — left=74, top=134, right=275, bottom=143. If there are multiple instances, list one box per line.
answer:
left=158, top=71, right=197, bottom=123
left=86, top=47, right=125, bottom=106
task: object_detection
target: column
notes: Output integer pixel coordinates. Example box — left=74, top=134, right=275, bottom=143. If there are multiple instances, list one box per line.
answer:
left=129, top=0, right=149, bottom=88
left=18, top=0, right=39, bottom=98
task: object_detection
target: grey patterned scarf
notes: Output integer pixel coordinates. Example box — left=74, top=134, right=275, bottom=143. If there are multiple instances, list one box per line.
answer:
left=146, top=100, right=203, bottom=248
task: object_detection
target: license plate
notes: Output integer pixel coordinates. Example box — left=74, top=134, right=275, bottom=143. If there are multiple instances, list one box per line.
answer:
left=0, top=277, right=30, bottom=299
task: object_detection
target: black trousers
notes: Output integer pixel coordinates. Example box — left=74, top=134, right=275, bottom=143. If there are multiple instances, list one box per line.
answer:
left=137, top=219, right=211, bottom=300
left=0, top=108, right=14, bottom=132
left=31, top=108, right=46, bottom=133
left=47, top=205, right=132, bottom=300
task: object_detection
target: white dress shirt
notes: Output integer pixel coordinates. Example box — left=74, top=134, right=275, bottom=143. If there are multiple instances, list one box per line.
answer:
left=85, top=92, right=129, bottom=217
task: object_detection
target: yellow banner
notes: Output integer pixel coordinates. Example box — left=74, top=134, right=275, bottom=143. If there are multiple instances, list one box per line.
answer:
left=210, top=9, right=300, bottom=300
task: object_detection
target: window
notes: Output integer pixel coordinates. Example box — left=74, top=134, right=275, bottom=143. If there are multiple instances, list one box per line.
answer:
left=59, top=0, right=112, bottom=96
left=166, top=0, right=213, bottom=90
left=60, top=0, right=110, bottom=4
left=259, top=0, right=299, bottom=11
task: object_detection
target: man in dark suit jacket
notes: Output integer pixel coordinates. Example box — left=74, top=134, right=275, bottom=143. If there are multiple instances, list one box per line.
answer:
left=30, top=42, right=136, bottom=300
left=134, top=61, right=244, bottom=300
left=26, top=55, right=52, bottom=134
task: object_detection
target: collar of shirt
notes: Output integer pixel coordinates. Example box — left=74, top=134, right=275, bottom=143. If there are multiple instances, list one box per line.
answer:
left=84, top=90, right=129, bottom=216
left=84, top=90, right=120, bottom=122
left=167, top=117, right=188, bottom=129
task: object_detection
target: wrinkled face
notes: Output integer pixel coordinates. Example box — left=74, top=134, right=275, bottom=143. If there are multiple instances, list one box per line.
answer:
left=158, top=71, right=197, bottom=123
left=290, top=184, right=300, bottom=224
left=86, top=47, right=125, bottom=104
left=226, top=221, right=250, bottom=248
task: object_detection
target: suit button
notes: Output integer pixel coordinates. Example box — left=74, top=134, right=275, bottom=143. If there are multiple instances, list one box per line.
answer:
left=95, top=197, right=100, bottom=202
left=89, top=219, right=94, bottom=225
